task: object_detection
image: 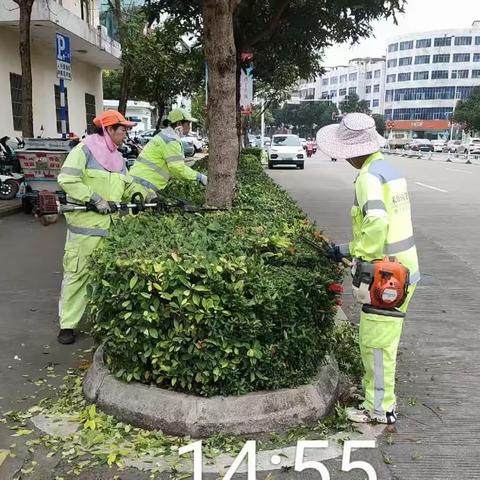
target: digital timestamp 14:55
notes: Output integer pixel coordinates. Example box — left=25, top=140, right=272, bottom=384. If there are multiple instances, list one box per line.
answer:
left=179, top=439, right=378, bottom=479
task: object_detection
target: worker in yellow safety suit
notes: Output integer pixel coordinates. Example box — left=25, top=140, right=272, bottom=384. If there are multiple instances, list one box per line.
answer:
left=128, top=108, right=207, bottom=196
left=57, top=110, right=140, bottom=345
left=316, top=113, right=420, bottom=425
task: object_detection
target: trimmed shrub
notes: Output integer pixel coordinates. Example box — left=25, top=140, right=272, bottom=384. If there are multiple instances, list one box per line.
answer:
left=88, top=153, right=342, bottom=397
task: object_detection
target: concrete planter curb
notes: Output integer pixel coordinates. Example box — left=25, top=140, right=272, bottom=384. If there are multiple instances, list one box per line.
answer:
left=84, top=346, right=339, bottom=438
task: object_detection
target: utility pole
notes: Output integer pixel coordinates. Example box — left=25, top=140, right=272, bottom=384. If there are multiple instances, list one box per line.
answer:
left=260, top=99, right=265, bottom=148
left=450, top=84, right=458, bottom=142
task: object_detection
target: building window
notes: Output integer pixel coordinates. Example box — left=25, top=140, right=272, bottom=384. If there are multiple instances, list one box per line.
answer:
left=474, top=53, right=480, bottom=62
left=348, top=87, right=357, bottom=95
left=321, top=91, right=329, bottom=99
left=366, top=71, right=373, bottom=80
left=9, top=73, right=22, bottom=131
left=387, top=59, right=397, bottom=68
left=416, top=38, right=431, bottom=48
left=374, top=69, right=381, bottom=78
left=431, top=70, right=449, bottom=79
left=433, top=54, right=450, bottom=63
left=366, top=85, right=372, bottom=93
left=384, top=107, right=455, bottom=121
left=415, top=55, right=430, bottom=64
left=386, top=74, right=396, bottom=83
left=388, top=43, right=398, bottom=53
left=476, top=36, right=480, bottom=45
left=453, top=53, right=470, bottom=62
left=330, top=90, right=337, bottom=98
left=322, top=78, right=328, bottom=85
left=339, top=88, right=347, bottom=96
left=451, top=69, right=469, bottom=79
left=400, top=40, right=414, bottom=50
left=397, top=72, right=411, bottom=82
left=330, top=77, right=338, bottom=84
left=373, top=84, right=380, bottom=93
left=85, top=93, right=96, bottom=134
left=413, top=71, right=429, bottom=80
left=349, top=72, right=357, bottom=81
left=339, top=75, right=347, bottom=83
left=54, top=84, right=70, bottom=134
left=399, top=57, right=412, bottom=66
left=372, top=99, right=380, bottom=107
left=434, top=37, right=452, bottom=47
left=454, top=36, right=472, bottom=46
left=80, top=0, right=91, bottom=24
left=472, top=70, right=480, bottom=78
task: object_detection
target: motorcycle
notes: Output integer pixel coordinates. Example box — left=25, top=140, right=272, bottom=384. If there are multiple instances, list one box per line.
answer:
left=0, top=172, right=24, bottom=200
left=119, top=136, right=142, bottom=169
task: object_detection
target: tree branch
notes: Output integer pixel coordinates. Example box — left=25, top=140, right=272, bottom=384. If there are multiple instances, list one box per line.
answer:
left=245, top=0, right=291, bottom=48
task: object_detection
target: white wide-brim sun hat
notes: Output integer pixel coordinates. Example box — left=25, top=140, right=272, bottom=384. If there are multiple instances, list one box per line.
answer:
left=316, top=112, right=386, bottom=159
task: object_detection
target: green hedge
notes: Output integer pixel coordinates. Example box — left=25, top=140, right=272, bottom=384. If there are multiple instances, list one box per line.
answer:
left=88, top=153, right=342, bottom=397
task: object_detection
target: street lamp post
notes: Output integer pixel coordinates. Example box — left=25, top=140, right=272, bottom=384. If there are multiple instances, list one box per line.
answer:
left=450, top=85, right=458, bottom=142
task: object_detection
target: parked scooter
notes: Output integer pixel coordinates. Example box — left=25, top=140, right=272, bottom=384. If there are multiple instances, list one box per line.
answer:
left=0, top=172, right=24, bottom=200
left=119, top=135, right=142, bottom=169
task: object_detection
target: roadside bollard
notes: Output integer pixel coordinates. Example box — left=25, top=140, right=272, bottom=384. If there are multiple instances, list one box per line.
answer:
left=446, top=151, right=452, bottom=162
left=466, top=151, right=472, bottom=165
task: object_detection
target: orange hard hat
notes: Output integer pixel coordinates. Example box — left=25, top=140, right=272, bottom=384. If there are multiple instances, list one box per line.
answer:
left=93, top=110, right=136, bottom=128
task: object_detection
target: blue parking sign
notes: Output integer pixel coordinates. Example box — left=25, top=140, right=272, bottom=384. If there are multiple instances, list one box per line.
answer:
left=56, top=33, right=71, bottom=63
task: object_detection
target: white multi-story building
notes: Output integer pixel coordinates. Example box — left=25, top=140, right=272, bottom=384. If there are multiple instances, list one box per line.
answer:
left=296, top=57, right=386, bottom=115
left=0, top=0, right=121, bottom=138
left=384, top=23, right=480, bottom=137
left=103, top=100, right=155, bottom=132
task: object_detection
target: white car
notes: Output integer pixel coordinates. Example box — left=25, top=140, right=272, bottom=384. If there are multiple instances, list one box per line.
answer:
left=135, top=129, right=156, bottom=145
left=457, top=138, right=480, bottom=155
left=431, top=140, right=446, bottom=152
left=268, top=135, right=305, bottom=169
left=183, top=134, right=203, bottom=153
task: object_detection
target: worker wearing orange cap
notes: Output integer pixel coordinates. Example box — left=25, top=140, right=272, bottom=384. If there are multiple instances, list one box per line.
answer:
left=56, top=110, right=140, bottom=345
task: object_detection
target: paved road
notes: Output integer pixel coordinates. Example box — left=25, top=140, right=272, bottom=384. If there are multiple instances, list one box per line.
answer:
left=269, top=152, right=480, bottom=480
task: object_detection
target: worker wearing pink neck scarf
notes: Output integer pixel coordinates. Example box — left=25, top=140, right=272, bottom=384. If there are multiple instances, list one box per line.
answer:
left=56, top=110, right=140, bottom=345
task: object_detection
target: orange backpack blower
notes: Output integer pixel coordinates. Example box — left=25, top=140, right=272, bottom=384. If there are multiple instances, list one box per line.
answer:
left=352, top=256, right=409, bottom=317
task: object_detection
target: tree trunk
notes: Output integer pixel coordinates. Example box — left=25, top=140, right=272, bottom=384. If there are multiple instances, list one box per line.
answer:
left=203, top=0, right=240, bottom=208
left=112, top=0, right=129, bottom=115
left=118, top=64, right=130, bottom=115
left=155, top=100, right=166, bottom=131
left=16, top=0, right=34, bottom=137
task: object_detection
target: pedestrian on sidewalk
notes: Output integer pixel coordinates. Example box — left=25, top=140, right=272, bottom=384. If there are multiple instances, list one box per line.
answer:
left=129, top=108, right=207, bottom=198
left=316, top=113, right=420, bottom=424
left=57, top=110, right=141, bottom=345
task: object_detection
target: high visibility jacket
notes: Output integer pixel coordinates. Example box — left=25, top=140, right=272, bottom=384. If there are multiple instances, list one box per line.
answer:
left=129, top=127, right=198, bottom=193
left=58, top=142, right=137, bottom=237
left=348, top=151, right=420, bottom=284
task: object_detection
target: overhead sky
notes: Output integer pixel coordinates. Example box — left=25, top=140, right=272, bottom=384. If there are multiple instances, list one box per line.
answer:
left=322, top=0, right=480, bottom=67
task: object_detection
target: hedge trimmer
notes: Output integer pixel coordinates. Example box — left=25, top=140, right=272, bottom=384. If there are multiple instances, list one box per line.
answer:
left=35, top=191, right=225, bottom=226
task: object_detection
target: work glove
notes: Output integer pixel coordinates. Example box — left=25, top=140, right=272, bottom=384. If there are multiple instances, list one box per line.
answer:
left=196, top=173, right=208, bottom=186
left=326, top=242, right=350, bottom=262
left=90, top=195, right=111, bottom=214
left=145, top=191, right=158, bottom=203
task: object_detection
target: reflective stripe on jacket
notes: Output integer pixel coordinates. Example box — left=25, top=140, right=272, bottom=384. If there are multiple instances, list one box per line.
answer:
left=128, top=127, right=198, bottom=191
left=58, top=143, right=137, bottom=236
left=349, top=151, right=420, bottom=284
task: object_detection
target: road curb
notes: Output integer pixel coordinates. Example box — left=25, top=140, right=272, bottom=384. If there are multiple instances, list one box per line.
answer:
left=84, top=346, right=340, bottom=438
left=0, top=201, right=22, bottom=218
